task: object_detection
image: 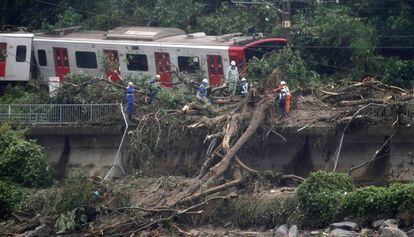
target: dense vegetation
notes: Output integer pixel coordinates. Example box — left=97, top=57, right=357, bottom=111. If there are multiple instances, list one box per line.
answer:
left=0, top=124, right=53, bottom=217
left=221, top=171, right=414, bottom=228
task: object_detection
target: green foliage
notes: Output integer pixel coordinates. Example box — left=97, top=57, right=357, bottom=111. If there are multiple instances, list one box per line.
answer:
left=54, top=73, right=124, bottom=104
left=247, top=47, right=321, bottom=89
left=0, top=82, right=49, bottom=104
left=0, top=124, right=53, bottom=188
left=153, top=0, right=204, bottom=31
left=55, top=209, right=78, bottom=233
left=341, top=182, right=414, bottom=223
left=229, top=195, right=299, bottom=228
left=196, top=2, right=280, bottom=35
left=19, top=170, right=94, bottom=217
left=0, top=180, right=30, bottom=217
left=157, top=87, right=193, bottom=109
left=41, top=7, right=82, bottom=31
left=297, top=171, right=354, bottom=227
left=293, top=6, right=377, bottom=79
left=54, top=171, right=93, bottom=214
left=55, top=207, right=91, bottom=233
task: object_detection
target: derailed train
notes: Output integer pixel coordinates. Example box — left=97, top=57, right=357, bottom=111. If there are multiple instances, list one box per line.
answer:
left=0, top=26, right=287, bottom=87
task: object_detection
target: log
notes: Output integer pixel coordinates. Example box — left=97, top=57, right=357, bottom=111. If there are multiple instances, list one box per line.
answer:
left=338, top=98, right=384, bottom=106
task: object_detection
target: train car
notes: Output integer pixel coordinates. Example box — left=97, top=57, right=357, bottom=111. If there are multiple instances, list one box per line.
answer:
left=32, top=26, right=287, bottom=87
left=0, top=33, right=34, bottom=82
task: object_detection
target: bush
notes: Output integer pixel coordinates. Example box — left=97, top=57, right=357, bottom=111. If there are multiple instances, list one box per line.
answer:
left=297, top=171, right=354, bottom=227
left=19, top=170, right=94, bottom=217
left=0, top=180, right=30, bottom=217
left=0, top=82, right=49, bottom=104
left=341, top=182, right=414, bottom=223
left=0, top=125, right=53, bottom=188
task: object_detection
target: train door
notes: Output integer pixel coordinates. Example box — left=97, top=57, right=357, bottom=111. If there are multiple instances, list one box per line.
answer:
left=207, top=55, right=224, bottom=87
left=53, top=47, right=70, bottom=81
left=103, top=50, right=121, bottom=81
left=0, top=43, right=6, bottom=78
left=154, top=52, right=172, bottom=88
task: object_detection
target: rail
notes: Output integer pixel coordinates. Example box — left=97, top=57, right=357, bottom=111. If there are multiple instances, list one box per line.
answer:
left=0, top=104, right=123, bottom=125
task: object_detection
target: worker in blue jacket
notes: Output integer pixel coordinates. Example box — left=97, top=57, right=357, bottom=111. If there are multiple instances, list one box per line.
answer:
left=147, top=74, right=161, bottom=105
left=126, top=82, right=135, bottom=120
left=196, top=79, right=211, bottom=105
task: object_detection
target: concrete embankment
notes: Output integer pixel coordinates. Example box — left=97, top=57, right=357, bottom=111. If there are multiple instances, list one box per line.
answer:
left=26, top=123, right=414, bottom=181
left=27, top=126, right=123, bottom=178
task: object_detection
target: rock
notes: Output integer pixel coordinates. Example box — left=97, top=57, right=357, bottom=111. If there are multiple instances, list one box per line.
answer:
left=274, top=224, right=289, bottom=237
left=288, top=225, right=299, bottom=237
left=360, top=228, right=374, bottom=237
left=329, top=222, right=359, bottom=231
left=373, top=220, right=386, bottom=229
left=310, top=230, right=320, bottom=236
left=407, top=229, right=414, bottom=237
left=384, top=219, right=399, bottom=228
left=329, top=229, right=359, bottom=237
left=381, top=227, right=408, bottom=237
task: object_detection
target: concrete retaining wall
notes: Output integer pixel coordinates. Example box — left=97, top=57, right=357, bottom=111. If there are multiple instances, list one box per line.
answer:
left=28, top=126, right=123, bottom=178
left=27, top=124, right=414, bottom=181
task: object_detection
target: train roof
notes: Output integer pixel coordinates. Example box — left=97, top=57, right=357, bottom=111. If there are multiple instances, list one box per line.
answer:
left=34, top=26, right=265, bottom=47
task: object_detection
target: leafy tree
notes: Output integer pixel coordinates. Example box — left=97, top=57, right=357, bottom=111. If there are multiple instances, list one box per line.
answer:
left=292, top=6, right=377, bottom=79
left=247, top=47, right=321, bottom=89
left=0, top=124, right=54, bottom=188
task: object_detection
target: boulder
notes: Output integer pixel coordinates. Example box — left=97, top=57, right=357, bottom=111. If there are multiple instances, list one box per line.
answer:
left=288, top=225, right=299, bottom=237
left=384, top=219, right=399, bottom=228
left=360, top=228, right=374, bottom=237
left=373, top=220, right=386, bottom=229
left=274, top=224, right=289, bottom=237
left=310, top=231, right=321, bottom=236
left=329, top=222, right=359, bottom=231
left=329, top=229, right=359, bottom=237
left=381, top=227, right=408, bottom=237
left=406, top=229, right=414, bottom=237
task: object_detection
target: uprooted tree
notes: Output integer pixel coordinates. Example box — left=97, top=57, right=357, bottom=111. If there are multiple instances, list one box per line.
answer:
left=6, top=69, right=413, bottom=235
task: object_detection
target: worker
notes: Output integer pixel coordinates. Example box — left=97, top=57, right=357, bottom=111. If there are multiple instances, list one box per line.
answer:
left=147, top=74, right=161, bottom=105
left=273, top=81, right=291, bottom=117
left=126, top=82, right=135, bottom=120
left=240, top=78, right=249, bottom=97
left=196, top=79, right=211, bottom=105
left=226, top=60, right=239, bottom=96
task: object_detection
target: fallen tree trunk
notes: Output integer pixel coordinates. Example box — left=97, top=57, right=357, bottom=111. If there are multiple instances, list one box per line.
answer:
left=338, top=98, right=385, bottom=107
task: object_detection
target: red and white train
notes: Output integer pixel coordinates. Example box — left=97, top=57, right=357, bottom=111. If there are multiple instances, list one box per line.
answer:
left=0, top=26, right=286, bottom=87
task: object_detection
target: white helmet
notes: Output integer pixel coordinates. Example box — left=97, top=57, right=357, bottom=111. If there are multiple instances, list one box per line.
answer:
left=280, top=81, right=287, bottom=85
left=202, top=79, right=208, bottom=84
left=155, top=74, right=161, bottom=80
left=231, top=60, right=236, bottom=66
left=241, top=78, right=246, bottom=81
left=128, top=82, right=134, bottom=86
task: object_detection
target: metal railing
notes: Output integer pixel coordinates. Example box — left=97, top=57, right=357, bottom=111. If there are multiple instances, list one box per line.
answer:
left=0, top=104, right=122, bottom=125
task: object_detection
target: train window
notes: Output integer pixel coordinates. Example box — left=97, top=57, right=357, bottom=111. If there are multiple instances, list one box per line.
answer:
left=127, top=54, right=148, bottom=71
left=38, top=50, right=47, bottom=66
left=16, top=45, right=27, bottom=62
left=75, top=51, right=97, bottom=69
left=178, top=56, right=199, bottom=74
